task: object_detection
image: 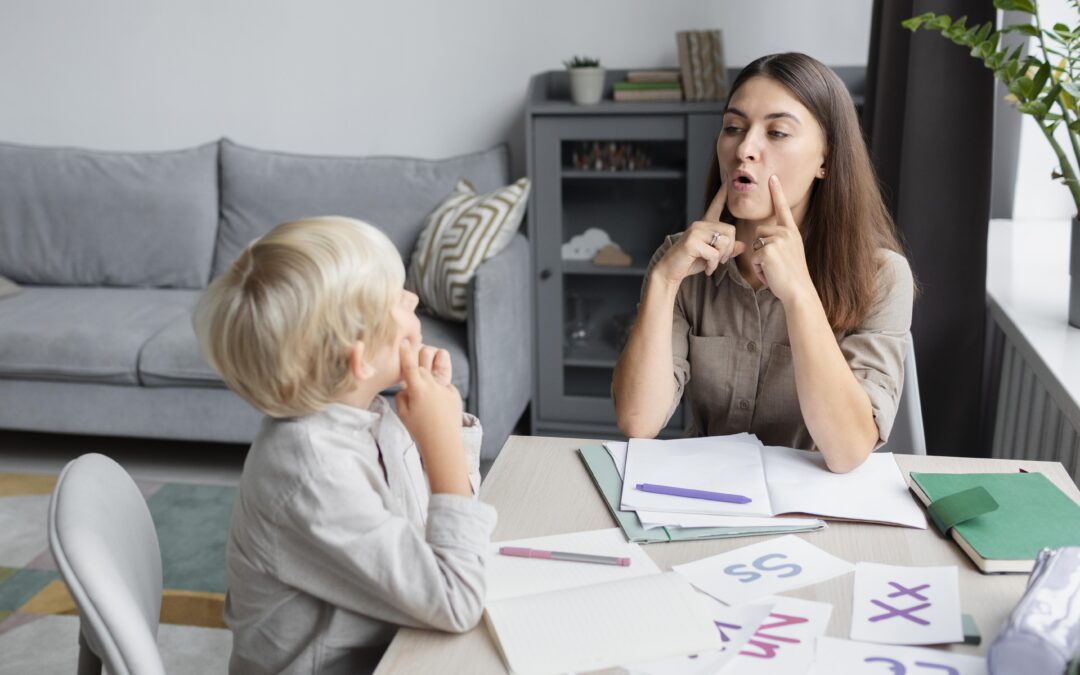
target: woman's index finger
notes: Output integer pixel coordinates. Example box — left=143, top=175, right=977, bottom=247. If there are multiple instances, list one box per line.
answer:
left=703, top=182, right=727, bottom=222
left=768, top=175, right=797, bottom=229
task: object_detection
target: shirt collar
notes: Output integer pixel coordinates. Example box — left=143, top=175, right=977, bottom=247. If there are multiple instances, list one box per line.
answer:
left=313, top=399, right=384, bottom=433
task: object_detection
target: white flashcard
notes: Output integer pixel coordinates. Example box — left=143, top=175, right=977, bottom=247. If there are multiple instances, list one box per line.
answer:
left=811, top=637, right=987, bottom=675
left=624, top=596, right=773, bottom=675
left=850, top=563, right=962, bottom=645
left=673, top=534, right=854, bottom=605
left=487, top=528, right=658, bottom=602
left=719, top=595, right=833, bottom=675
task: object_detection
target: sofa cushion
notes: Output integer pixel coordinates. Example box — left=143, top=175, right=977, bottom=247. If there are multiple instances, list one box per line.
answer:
left=0, top=287, right=198, bottom=385
left=0, top=141, right=219, bottom=289
left=407, top=177, right=530, bottom=321
left=213, top=139, right=510, bottom=278
left=138, top=311, right=471, bottom=396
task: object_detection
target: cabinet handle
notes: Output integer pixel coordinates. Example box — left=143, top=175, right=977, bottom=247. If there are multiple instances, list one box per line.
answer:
left=539, top=269, right=552, bottom=280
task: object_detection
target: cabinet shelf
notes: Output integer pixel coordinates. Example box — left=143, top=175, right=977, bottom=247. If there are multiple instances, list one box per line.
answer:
left=561, top=169, right=685, bottom=180
left=562, top=259, right=649, bottom=276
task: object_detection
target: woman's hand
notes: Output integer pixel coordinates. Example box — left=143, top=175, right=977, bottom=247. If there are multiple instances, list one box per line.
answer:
left=747, top=176, right=816, bottom=305
left=651, top=184, right=747, bottom=287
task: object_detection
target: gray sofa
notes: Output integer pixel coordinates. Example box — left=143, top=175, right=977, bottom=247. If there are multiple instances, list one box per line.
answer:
left=0, top=139, right=532, bottom=460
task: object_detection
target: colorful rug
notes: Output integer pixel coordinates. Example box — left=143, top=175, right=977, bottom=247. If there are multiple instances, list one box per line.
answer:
left=0, top=471, right=234, bottom=673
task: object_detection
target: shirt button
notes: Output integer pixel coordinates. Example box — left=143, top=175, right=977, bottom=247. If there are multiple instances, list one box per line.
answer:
left=747, top=341, right=757, bottom=353
left=739, top=399, right=750, bottom=410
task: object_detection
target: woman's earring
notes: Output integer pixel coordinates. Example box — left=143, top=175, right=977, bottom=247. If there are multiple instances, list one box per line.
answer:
left=818, top=169, right=826, bottom=179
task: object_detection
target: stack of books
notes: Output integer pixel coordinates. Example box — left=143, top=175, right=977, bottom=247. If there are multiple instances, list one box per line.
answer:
left=677, top=29, right=728, bottom=101
left=613, top=70, right=682, bottom=102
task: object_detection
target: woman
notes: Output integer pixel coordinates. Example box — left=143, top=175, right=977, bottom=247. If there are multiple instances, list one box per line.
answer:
left=612, top=52, right=913, bottom=473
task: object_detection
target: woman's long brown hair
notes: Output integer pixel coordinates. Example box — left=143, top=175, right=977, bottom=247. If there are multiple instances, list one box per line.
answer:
left=705, top=52, right=907, bottom=334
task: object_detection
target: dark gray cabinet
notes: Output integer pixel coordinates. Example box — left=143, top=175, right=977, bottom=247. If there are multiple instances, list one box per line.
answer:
left=525, top=70, right=727, bottom=440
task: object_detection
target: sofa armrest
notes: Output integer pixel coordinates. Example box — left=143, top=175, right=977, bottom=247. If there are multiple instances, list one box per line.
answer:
left=467, top=233, right=532, bottom=461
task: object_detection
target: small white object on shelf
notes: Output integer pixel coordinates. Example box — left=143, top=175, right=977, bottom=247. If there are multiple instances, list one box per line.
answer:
left=562, top=227, right=613, bottom=260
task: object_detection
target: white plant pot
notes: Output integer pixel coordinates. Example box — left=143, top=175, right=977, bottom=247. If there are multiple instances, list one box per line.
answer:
left=568, top=67, right=605, bottom=105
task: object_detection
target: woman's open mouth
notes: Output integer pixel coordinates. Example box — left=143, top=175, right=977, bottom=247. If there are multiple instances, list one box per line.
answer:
left=732, top=171, right=757, bottom=193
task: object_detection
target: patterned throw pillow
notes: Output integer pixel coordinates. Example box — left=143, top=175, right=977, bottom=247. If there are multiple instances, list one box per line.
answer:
left=407, top=177, right=530, bottom=321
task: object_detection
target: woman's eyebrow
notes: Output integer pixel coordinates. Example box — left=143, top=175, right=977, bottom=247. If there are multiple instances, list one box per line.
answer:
left=724, top=107, right=802, bottom=125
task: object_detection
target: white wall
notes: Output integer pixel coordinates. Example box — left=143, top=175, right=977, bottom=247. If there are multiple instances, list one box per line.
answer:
left=0, top=0, right=871, bottom=173
left=1009, top=0, right=1078, bottom=218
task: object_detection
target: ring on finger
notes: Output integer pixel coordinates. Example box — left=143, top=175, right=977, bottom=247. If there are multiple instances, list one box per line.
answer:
left=753, top=236, right=769, bottom=251
left=709, top=231, right=722, bottom=248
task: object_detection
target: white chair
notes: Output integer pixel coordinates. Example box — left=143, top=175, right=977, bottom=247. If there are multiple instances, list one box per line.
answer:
left=48, top=453, right=166, bottom=675
left=879, top=333, right=927, bottom=455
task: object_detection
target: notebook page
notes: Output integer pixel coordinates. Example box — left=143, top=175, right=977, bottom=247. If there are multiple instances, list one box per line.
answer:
left=763, top=446, right=926, bottom=528
left=620, top=436, right=773, bottom=516
left=487, top=528, right=659, bottom=602
left=485, top=572, right=722, bottom=675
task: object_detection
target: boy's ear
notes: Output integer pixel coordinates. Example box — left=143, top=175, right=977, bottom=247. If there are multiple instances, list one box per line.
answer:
left=349, top=341, right=377, bottom=381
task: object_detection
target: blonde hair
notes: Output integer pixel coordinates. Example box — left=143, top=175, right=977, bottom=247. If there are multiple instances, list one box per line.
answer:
left=193, top=216, right=405, bottom=418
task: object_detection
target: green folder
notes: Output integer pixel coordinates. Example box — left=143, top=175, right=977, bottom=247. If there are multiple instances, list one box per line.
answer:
left=577, top=444, right=824, bottom=544
left=909, top=471, right=1080, bottom=573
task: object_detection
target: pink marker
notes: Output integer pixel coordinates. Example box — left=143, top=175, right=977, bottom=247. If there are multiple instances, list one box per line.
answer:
left=499, top=546, right=631, bottom=567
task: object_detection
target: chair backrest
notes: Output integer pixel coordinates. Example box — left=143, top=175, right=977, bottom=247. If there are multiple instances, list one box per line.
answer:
left=48, top=453, right=166, bottom=675
left=879, top=333, right=927, bottom=455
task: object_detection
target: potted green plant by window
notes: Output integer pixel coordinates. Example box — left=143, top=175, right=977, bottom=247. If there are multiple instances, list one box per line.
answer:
left=564, top=56, right=605, bottom=105
left=905, top=0, right=1080, bottom=328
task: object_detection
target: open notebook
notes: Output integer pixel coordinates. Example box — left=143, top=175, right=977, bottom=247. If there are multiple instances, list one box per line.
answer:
left=616, top=435, right=926, bottom=528
left=484, top=528, right=722, bottom=674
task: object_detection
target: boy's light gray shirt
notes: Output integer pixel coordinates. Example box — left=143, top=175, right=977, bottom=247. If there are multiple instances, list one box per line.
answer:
left=225, top=397, right=496, bottom=675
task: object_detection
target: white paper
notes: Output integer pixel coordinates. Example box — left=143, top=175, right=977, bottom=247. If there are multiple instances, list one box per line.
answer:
left=487, top=528, right=658, bottom=602
left=603, top=441, right=628, bottom=479
left=850, top=563, right=963, bottom=645
left=673, top=534, right=854, bottom=606
left=624, top=596, right=773, bottom=675
left=485, top=572, right=722, bottom=675
left=637, top=510, right=824, bottom=530
left=763, top=446, right=927, bottom=529
left=811, top=637, right=988, bottom=675
left=719, top=595, right=833, bottom=675
left=621, top=436, right=773, bottom=516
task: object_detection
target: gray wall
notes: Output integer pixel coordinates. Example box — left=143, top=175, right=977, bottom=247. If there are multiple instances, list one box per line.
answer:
left=0, top=0, right=872, bottom=172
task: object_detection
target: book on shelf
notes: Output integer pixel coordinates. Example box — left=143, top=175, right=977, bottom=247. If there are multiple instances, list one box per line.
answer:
left=676, top=29, right=727, bottom=101
left=614, top=88, right=684, bottom=102
left=613, top=80, right=682, bottom=91
left=626, top=69, right=680, bottom=83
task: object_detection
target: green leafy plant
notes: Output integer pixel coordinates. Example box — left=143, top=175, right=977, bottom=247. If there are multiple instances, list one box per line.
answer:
left=563, top=55, right=601, bottom=69
left=904, top=0, right=1080, bottom=212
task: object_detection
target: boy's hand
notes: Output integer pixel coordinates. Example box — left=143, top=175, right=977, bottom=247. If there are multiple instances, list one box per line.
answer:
left=396, top=339, right=470, bottom=495
left=419, top=344, right=454, bottom=388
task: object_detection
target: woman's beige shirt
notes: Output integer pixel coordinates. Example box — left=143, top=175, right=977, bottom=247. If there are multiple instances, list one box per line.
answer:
left=646, top=234, right=914, bottom=449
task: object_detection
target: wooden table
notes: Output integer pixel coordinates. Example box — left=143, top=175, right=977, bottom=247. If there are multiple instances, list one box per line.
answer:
left=374, top=435, right=1080, bottom=674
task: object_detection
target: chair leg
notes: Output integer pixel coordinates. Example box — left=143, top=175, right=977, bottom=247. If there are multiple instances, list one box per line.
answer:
left=77, top=629, right=103, bottom=675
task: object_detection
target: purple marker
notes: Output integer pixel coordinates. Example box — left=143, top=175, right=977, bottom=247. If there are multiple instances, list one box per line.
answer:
left=635, top=483, right=752, bottom=504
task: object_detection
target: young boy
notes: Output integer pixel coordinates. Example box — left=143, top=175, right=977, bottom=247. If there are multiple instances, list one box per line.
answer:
left=193, top=216, right=497, bottom=675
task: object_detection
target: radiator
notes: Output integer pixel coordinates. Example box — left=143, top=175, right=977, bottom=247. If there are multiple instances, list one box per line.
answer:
left=991, top=320, right=1080, bottom=483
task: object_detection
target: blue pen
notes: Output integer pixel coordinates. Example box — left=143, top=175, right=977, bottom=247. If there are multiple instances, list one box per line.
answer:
left=635, top=482, right=752, bottom=504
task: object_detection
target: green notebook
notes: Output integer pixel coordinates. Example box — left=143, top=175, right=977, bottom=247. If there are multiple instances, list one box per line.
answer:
left=909, top=472, right=1080, bottom=573
left=577, top=444, right=824, bottom=544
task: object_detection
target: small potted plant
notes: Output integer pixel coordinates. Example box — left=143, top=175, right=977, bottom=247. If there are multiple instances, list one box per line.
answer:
left=904, top=0, right=1080, bottom=328
left=564, top=55, right=605, bottom=105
